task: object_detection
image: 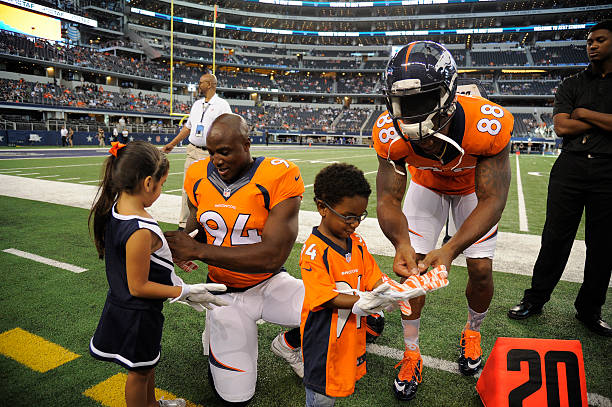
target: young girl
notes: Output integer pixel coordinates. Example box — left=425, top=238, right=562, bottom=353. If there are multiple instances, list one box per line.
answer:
left=88, top=141, right=226, bottom=407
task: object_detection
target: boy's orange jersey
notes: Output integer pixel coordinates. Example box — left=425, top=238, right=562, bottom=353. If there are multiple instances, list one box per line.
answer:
left=373, top=94, right=514, bottom=195
left=300, top=227, right=382, bottom=397
left=183, top=156, right=304, bottom=289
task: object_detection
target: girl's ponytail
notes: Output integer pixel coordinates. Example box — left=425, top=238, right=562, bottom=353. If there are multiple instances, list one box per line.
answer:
left=88, top=154, right=117, bottom=259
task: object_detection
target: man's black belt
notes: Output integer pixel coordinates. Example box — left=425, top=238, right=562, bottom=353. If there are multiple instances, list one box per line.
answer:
left=565, top=150, right=612, bottom=159
left=190, top=142, right=206, bottom=150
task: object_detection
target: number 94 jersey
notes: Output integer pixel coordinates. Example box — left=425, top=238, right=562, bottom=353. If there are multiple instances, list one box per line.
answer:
left=373, top=94, right=514, bottom=195
left=184, top=156, right=305, bottom=289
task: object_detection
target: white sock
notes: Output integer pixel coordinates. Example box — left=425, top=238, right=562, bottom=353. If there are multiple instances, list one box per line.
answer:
left=402, top=318, right=420, bottom=351
left=466, top=306, right=488, bottom=332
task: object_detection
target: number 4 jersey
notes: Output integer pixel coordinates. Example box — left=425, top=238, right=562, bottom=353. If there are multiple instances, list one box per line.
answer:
left=183, top=156, right=304, bottom=289
left=300, top=227, right=383, bottom=397
left=373, top=94, right=514, bottom=195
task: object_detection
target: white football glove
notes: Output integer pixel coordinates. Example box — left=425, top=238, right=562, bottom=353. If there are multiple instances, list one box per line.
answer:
left=171, top=282, right=229, bottom=312
left=351, top=284, right=399, bottom=316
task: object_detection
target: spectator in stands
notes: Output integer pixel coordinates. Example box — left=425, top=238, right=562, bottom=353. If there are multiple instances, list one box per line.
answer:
left=121, top=128, right=129, bottom=143
left=162, top=73, right=231, bottom=230
left=60, top=125, right=68, bottom=147
left=508, top=20, right=612, bottom=337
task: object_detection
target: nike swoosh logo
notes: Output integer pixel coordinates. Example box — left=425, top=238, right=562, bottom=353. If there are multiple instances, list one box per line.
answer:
left=294, top=176, right=300, bottom=181
left=394, top=380, right=405, bottom=392
left=303, top=266, right=312, bottom=272
left=467, top=360, right=481, bottom=369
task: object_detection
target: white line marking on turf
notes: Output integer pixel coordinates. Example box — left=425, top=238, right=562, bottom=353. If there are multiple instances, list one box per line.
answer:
left=37, top=175, right=60, bottom=178
left=56, top=177, right=80, bottom=181
left=0, top=169, right=25, bottom=173
left=165, top=189, right=183, bottom=193
left=15, top=172, right=40, bottom=176
left=79, top=180, right=100, bottom=183
left=515, top=154, right=529, bottom=232
left=3, top=248, right=87, bottom=273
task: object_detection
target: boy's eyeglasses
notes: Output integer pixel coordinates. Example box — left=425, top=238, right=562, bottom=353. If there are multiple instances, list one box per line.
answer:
left=319, top=200, right=368, bottom=224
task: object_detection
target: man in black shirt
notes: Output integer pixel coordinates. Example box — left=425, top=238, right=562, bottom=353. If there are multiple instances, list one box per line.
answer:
left=508, top=21, right=612, bottom=336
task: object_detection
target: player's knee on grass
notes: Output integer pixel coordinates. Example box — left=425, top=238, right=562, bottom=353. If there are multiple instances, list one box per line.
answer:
left=207, top=367, right=254, bottom=406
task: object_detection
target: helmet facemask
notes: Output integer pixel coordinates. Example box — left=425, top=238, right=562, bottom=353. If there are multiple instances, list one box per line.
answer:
left=385, top=78, right=456, bottom=143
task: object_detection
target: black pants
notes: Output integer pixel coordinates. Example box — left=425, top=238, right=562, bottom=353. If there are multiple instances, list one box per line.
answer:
left=523, top=151, right=612, bottom=317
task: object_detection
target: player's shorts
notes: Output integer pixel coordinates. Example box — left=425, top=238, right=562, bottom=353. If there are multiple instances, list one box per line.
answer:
left=403, top=181, right=498, bottom=259
left=206, top=272, right=305, bottom=403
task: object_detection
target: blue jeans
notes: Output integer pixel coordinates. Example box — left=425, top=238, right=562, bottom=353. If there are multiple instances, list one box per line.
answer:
left=305, top=387, right=335, bottom=407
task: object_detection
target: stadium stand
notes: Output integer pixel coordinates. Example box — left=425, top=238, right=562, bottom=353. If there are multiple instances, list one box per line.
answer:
left=0, top=1, right=608, bottom=147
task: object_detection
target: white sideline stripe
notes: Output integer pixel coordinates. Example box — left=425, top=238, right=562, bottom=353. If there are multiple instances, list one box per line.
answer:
left=365, top=343, right=611, bottom=407
left=0, top=174, right=599, bottom=286
left=16, top=172, right=40, bottom=176
left=37, top=174, right=59, bottom=178
left=515, top=155, right=529, bottom=232
left=3, top=248, right=87, bottom=273
left=56, top=177, right=80, bottom=181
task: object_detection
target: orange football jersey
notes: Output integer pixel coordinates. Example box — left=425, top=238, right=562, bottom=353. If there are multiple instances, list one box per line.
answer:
left=300, top=227, right=383, bottom=397
left=373, top=94, right=514, bottom=195
left=183, top=156, right=304, bottom=289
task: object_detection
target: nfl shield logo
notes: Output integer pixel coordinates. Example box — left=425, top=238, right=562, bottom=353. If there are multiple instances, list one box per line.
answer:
left=223, top=188, right=231, bottom=198
left=345, top=253, right=351, bottom=263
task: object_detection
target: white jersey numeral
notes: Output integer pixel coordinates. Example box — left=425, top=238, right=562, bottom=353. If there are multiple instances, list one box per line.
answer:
left=270, top=158, right=290, bottom=168
left=303, top=243, right=317, bottom=261
left=335, top=277, right=362, bottom=338
left=199, top=211, right=261, bottom=246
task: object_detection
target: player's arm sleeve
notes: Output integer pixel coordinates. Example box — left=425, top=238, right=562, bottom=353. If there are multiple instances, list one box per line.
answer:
left=300, top=254, right=338, bottom=310
left=485, top=107, right=514, bottom=156
left=270, top=162, right=305, bottom=209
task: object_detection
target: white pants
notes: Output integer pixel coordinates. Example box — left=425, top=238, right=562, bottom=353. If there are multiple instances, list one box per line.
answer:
left=179, top=143, right=208, bottom=228
left=207, top=272, right=305, bottom=402
left=403, top=182, right=498, bottom=259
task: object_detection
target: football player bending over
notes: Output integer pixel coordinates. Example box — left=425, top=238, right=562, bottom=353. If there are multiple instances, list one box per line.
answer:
left=373, top=41, right=513, bottom=401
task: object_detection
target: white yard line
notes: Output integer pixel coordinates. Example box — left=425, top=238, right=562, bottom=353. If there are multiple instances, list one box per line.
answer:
left=15, top=172, right=40, bottom=176
left=37, top=175, right=60, bottom=178
left=515, top=154, right=529, bottom=232
left=3, top=248, right=87, bottom=273
left=164, top=189, right=183, bottom=193
left=0, top=163, right=101, bottom=170
left=0, top=174, right=597, bottom=286
left=56, top=177, right=80, bottom=181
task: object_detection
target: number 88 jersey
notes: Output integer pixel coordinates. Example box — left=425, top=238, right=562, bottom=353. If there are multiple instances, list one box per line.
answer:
left=184, top=156, right=305, bottom=289
left=373, top=94, right=514, bottom=195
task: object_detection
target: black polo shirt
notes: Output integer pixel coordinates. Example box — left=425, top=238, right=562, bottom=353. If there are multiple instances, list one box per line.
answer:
left=553, top=64, right=612, bottom=154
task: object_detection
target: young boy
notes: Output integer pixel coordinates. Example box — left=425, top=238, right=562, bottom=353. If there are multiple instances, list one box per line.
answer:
left=300, top=163, right=444, bottom=406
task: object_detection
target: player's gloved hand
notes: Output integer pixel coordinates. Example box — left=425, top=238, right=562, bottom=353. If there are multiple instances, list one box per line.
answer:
left=351, top=284, right=399, bottom=316
left=171, top=283, right=229, bottom=312
left=396, top=265, right=449, bottom=316
left=409, top=265, right=449, bottom=292
left=380, top=274, right=426, bottom=301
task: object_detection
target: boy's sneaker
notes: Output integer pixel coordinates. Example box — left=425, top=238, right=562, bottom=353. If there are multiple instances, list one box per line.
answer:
left=393, top=346, right=423, bottom=401
left=270, top=332, right=304, bottom=378
left=158, top=398, right=186, bottom=407
left=458, top=329, right=482, bottom=376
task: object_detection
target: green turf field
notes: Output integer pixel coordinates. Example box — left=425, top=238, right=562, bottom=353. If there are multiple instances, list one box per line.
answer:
left=0, top=147, right=609, bottom=406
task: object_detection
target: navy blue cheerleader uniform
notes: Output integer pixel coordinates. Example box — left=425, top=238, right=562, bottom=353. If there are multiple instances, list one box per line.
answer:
left=89, top=205, right=182, bottom=371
